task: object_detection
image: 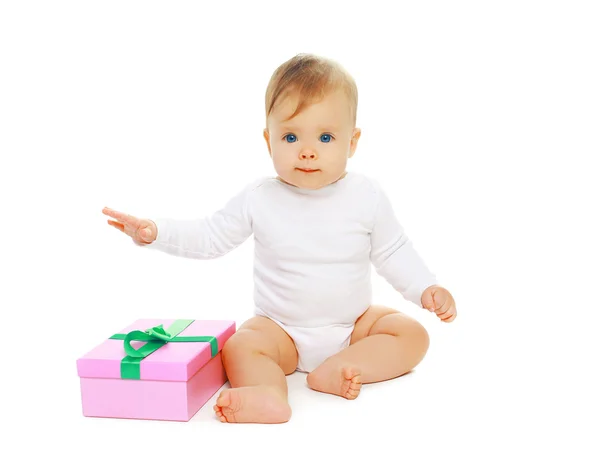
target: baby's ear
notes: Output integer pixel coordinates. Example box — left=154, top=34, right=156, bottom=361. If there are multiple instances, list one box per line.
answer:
left=263, top=128, right=272, bottom=156
left=349, top=128, right=361, bottom=156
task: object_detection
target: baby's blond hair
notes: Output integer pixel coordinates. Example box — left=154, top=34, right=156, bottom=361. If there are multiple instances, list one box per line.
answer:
left=265, top=53, right=358, bottom=127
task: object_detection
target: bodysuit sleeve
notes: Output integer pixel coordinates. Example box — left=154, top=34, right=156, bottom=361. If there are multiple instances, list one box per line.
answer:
left=141, top=180, right=262, bottom=260
left=369, top=181, right=438, bottom=307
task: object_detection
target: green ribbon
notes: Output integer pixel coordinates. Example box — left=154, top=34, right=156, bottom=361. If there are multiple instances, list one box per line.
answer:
left=109, top=319, right=218, bottom=380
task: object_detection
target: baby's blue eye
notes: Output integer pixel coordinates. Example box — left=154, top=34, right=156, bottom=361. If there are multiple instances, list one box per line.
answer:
left=284, top=133, right=333, bottom=143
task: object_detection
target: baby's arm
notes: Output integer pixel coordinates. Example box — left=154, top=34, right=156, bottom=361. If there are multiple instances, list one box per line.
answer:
left=142, top=181, right=260, bottom=260
left=369, top=182, right=438, bottom=307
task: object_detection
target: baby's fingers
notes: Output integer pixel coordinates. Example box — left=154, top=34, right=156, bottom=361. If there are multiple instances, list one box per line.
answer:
left=433, top=289, right=449, bottom=312
left=437, top=304, right=456, bottom=322
left=103, top=207, right=139, bottom=227
left=107, top=219, right=125, bottom=232
left=440, top=309, right=457, bottom=322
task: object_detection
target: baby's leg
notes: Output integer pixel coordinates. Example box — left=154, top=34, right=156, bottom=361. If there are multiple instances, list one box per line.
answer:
left=306, top=306, right=429, bottom=399
left=213, top=316, right=298, bottom=423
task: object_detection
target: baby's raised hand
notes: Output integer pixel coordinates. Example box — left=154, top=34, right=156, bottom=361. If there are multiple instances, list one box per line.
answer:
left=421, top=285, right=457, bottom=323
left=102, top=207, right=157, bottom=245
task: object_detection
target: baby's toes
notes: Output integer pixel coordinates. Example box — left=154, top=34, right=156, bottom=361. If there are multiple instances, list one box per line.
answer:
left=342, top=367, right=362, bottom=400
left=349, top=380, right=362, bottom=393
left=212, top=405, right=226, bottom=422
left=346, top=387, right=360, bottom=400
left=343, top=368, right=362, bottom=387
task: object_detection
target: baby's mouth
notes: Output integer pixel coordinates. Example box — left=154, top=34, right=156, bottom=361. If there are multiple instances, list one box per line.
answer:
left=296, top=168, right=320, bottom=173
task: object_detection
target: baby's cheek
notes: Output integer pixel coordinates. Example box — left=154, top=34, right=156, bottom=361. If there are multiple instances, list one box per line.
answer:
left=272, top=150, right=292, bottom=163
left=272, top=156, right=291, bottom=172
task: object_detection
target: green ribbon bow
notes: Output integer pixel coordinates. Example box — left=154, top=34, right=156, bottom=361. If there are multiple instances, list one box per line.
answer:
left=109, top=319, right=218, bottom=380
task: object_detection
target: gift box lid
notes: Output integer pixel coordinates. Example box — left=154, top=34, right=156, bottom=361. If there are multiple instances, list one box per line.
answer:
left=76, top=319, right=235, bottom=382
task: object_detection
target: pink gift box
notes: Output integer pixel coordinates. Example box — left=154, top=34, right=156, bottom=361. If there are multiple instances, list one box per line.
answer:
left=76, top=319, right=236, bottom=421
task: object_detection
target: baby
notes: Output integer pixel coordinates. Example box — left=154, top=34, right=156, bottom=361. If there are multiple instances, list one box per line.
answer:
left=102, top=53, right=457, bottom=424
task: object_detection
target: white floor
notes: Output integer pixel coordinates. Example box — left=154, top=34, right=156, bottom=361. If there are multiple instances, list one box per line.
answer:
left=22, top=305, right=596, bottom=458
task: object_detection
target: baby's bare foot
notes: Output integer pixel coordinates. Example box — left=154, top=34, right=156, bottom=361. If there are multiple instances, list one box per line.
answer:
left=307, top=364, right=362, bottom=400
left=212, top=385, right=291, bottom=423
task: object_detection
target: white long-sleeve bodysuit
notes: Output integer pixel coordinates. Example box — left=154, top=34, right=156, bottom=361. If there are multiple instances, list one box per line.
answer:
left=144, top=172, right=437, bottom=372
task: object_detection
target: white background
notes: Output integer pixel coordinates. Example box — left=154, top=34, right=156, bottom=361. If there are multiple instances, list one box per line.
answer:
left=2, top=1, right=599, bottom=457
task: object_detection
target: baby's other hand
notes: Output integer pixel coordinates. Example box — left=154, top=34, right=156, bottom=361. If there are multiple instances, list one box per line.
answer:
left=102, top=207, right=157, bottom=245
left=421, top=285, right=457, bottom=323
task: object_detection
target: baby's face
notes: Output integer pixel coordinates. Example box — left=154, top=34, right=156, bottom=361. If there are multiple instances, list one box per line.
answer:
left=264, top=89, right=361, bottom=190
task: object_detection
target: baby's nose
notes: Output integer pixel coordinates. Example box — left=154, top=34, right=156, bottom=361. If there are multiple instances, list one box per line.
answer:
left=299, top=151, right=317, bottom=160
